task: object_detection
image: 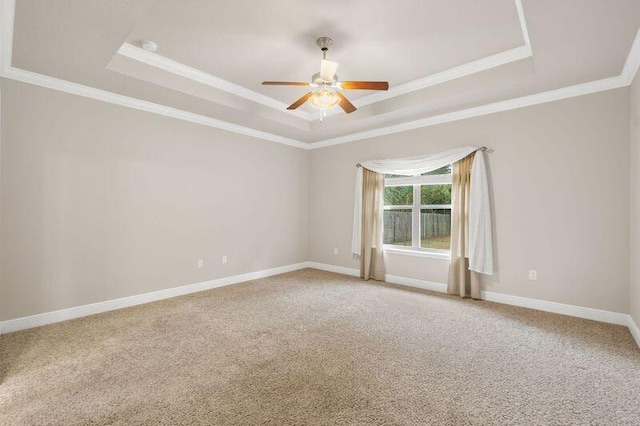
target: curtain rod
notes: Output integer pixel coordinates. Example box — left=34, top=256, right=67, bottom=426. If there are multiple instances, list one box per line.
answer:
left=355, top=146, right=488, bottom=167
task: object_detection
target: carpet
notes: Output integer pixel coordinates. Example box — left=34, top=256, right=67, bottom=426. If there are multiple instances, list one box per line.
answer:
left=1, top=269, right=639, bottom=425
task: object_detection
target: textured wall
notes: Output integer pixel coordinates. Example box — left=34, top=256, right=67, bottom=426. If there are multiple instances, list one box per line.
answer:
left=0, top=79, right=309, bottom=320
left=310, top=89, right=630, bottom=313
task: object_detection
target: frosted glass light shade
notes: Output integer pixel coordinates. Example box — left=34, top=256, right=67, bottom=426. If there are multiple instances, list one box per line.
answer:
left=309, top=89, right=340, bottom=109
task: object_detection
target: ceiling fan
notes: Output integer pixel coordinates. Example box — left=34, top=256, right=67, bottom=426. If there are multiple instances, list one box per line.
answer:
left=262, top=37, right=389, bottom=118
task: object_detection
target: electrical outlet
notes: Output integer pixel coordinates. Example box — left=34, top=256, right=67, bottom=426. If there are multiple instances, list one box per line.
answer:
left=222, top=256, right=228, bottom=264
left=528, top=270, right=537, bottom=280
left=333, top=248, right=339, bottom=255
left=197, top=259, right=204, bottom=268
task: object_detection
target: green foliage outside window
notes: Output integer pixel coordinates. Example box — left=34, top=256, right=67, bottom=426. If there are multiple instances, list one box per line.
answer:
left=421, top=185, right=451, bottom=205
left=383, top=165, right=453, bottom=250
left=384, top=186, right=413, bottom=205
left=384, top=165, right=452, bottom=206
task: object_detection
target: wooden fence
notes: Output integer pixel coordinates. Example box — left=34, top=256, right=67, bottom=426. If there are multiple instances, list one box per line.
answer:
left=383, top=210, right=451, bottom=245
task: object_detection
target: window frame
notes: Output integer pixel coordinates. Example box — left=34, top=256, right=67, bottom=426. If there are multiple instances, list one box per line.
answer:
left=383, top=172, right=452, bottom=258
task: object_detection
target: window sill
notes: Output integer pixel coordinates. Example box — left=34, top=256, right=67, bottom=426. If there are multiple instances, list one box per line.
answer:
left=383, top=246, right=451, bottom=260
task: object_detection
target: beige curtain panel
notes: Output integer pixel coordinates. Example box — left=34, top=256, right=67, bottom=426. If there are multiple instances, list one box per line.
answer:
left=360, top=168, right=386, bottom=281
left=448, top=154, right=482, bottom=299
left=351, top=146, right=493, bottom=294
left=352, top=146, right=493, bottom=277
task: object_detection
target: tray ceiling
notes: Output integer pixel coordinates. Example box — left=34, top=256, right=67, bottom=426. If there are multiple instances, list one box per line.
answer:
left=5, top=0, right=640, bottom=146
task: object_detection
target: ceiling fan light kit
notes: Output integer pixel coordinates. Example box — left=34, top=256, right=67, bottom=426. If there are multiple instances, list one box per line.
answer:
left=308, top=88, right=341, bottom=110
left=262, top=37, right=389, bottom=120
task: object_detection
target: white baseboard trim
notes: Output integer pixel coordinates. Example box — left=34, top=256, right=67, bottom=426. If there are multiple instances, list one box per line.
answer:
left=303, top=262, right=448, bottom=293
left=0, top=262, right=309, bottom=334
left=2, top=261, right=638, bottom=350
left=305, top=262, right=633, bottom=331
left=304, top=261, right=359, bottom=277
left=480, top=290, right=630, bottom=326
left=306, top=261, right=447, bottom=292
left=385, top=275, right=448, bottom=293
left=628, top=315, right=640, bottom=348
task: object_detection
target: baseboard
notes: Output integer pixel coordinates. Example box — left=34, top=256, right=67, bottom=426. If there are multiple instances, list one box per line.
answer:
left=629, top=315, right=640, bottom=348
left=0, top=262, right=309, bottom=334
left=306, top=262, right=631, bottom=329
left=304, top=261, right=359, bottom=277
left=480, top=290, right=629, bottom=326
left=385, top=275, right=448, bottom=293
left=2, top=261, right=637, bottom=349
left=304, top=262, right=448, bottom=293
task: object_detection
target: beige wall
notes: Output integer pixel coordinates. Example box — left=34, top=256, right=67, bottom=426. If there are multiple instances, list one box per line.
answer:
left=631, top=76, right=640, bottom=326
left=0, top=78, right=634, bottom=322
left=310, top=88, right=630, bottom=313
left=0, top=79, right=309, bottom=321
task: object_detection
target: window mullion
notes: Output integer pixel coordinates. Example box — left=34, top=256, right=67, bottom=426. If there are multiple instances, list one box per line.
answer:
left=412, top=185, right=420, bottom=250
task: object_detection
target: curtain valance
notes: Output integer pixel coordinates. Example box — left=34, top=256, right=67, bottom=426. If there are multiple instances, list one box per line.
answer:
left=351, top=146, right=493, bottom=275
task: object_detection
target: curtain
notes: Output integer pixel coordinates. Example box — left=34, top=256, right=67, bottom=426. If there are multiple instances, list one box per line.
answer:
left=352, top=146, right=493, bottom=277
left=360, top=169, right=386, bottom=281
left=447, top=154, right=482, bottom=298
left=468, top=150, right=493, bottom=274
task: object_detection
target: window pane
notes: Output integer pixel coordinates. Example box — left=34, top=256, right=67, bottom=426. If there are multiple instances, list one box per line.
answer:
left=420, top=208, right=451, bottom=250
left=422, top=165, right=451, bottom=176
left=384, top=209, right=412, bottom=246
left=421, top=184, right=451, bottom=205
left=384, top=186, right=413, bottom=205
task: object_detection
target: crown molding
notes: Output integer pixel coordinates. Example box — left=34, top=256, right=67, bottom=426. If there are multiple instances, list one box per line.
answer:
left=2, top=65, right=309, bottom=148
left=311, top=0, right=533, bottom=121
left=348, top=45, right=532, bottom=109
left=116, top=42, right=313, bottom=121
left=308, top=75, right=629, bottom=149
left=1, top=1, right=306, bottom=148
left=308, top=26, right=640, bottom=149
left=116, top=0, right=532, bottom=123
left=1, top=0, right=639, bottom=151
left=0, top=0, right=14, bottom=73
left=622, top=28, right=640, bottom=85
left=515, top=0, right=532, bottom=51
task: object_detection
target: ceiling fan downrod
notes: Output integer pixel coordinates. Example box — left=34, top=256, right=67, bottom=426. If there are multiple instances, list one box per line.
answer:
left=316, top=37, right=333, bottom=60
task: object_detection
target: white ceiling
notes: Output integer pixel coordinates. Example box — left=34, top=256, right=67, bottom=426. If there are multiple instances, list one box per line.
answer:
left=125, top=0, right=524, bottom=102
left=7, top=0, right=640, bottom=145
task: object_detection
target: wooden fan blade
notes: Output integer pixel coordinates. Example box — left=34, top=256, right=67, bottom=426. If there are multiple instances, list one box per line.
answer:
left=262, top=81, right=310, bottom=86
left=287, top=92, right=313, bottom=110
left=336, top=92, right=357, bottom=113
left=340, top=81, right=389, bottom=91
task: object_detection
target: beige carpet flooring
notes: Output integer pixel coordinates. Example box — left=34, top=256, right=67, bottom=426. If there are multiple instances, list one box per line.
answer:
left=1, top=269, right=639, bottom=425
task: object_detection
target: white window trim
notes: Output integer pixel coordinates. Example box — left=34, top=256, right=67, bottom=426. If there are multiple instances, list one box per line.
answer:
left=383, top=245, right=451, bottom=260
left=385, top=174, right=451, bottom=186
left=383, top=172, right=452, bottom=257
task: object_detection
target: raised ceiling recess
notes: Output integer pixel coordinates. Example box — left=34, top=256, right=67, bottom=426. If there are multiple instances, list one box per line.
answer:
left=4, top=0, right=640, bottom=146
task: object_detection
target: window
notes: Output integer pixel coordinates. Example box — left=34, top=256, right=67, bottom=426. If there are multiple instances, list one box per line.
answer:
left=383, top=165, right=452, bottom=254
